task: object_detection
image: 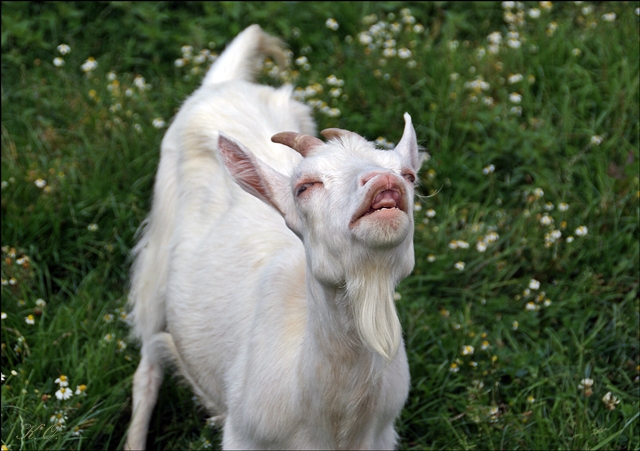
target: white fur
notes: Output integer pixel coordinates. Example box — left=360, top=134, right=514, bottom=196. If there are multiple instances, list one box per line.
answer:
left=125, top=24, right=423, bottom=450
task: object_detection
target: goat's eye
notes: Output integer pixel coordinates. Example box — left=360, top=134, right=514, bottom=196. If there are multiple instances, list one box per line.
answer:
left=403, top=173, right=416, bottom=184
left=295, top=182, right=317, bottom=197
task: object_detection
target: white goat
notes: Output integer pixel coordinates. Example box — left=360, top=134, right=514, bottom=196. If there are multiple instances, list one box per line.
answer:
left=125, top=24, right=424, bottom=450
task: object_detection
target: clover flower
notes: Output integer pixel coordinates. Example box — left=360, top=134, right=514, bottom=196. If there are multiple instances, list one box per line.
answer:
left=602, top=391, right=620, bottom=410
left=578, top=377, right=594, bottom=396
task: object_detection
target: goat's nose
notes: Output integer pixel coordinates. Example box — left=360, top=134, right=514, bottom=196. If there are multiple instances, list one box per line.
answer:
left=359, top=171, right=396, bottom=188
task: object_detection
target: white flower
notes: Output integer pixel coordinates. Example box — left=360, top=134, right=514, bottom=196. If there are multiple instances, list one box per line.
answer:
left=447, top=40, right=459, bottom=51
left=540, top=214, right=554, bottom=226
left=529, top=279, right=541, bottom=290
left=558, top=202, right=569, bottom=212
left=508, top=74, right=523, bottom=84
left=544, top=202, right=555, bottom=211
left=427, top=254, right=436, bottom=262
left=174, top=58, right=185, bottom=68
left=53, top=57, right=65, bottom=67
left=35, top=179, right=47, bottom=188
left=382, top=48, right=396, bottom=58
left=525, top=301, right=538, bottom=311
left=533, top=188, right=544, bottom=198
left=413, top=24, right=424, bottom=33
left=398, top=48, right=412, bottom=59
left=1, top=312, right=6, bottom=320
left=461, top=345, right=474, bottom=355
left=81, top=57, right=98, bottom=73
left=152, top=118, right=166, bottom=129
left=295, top=56, right=308, bottom=66
left=133, top=75, right=146, bottom=90
left=502, top=1, right=515, bottom=10
left=358, top=32, right=373, bottom=45
left=55, top=375, right=69, bottom=387
left=476, top=241, right=487, bottom=252
left=572, top=48, right=582, bottom=57
left=107, top=71, right=117, bottom=81
left=426, top=209, right=436, bottom=218
left=507, top=38, right=521, bottom=49
left=181, top=45, right=193, bottom=56
left=483, top=164, right=495, bottom=175
left=575, top=225, right=588, bottom=236
left=566, top=236, right=574, bottom=243
left=602, top=391, right=620, bottom=410
left=601, top=13, right=616, bottom=22
left=35, top=299, right=46, bottom=307
left=87, top=223, right=99, bottom=232
left=449, top=362, right=460, bottom=373
left=325, top=18, right=339, bottom=30
left=454, top=261, right=466, bottom=271
left=487, top=31, right=502, bottom=45
left=590, top=135, right=603, bottom=145
left=512, top=320, right=519, bottom=330
left=55, top=387, right=73, bottom=400
left=57, top=44, right=71, bottom=55
left=509, top=92, right=522, bottom=103
left=25, top=315, right=35, bottom=325
left=528, top=8, right=541, bottom=19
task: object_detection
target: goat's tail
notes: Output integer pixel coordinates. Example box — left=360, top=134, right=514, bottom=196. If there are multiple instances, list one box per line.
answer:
left=202, top=24, right=287, bottom=87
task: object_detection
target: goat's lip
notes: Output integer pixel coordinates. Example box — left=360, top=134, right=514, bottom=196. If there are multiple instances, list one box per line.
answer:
left=350, top=179, right=408, bottom=228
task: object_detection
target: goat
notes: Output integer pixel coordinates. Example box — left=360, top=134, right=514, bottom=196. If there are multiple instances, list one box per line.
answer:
left=125, top=24, right=424, bottom=450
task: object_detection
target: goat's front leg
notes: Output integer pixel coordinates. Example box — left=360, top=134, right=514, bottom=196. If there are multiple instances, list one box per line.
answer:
left=125, top=350, right=163, bottom=450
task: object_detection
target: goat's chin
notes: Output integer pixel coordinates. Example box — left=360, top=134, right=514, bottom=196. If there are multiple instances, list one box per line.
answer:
left=351, top=209, right=412, bottom=248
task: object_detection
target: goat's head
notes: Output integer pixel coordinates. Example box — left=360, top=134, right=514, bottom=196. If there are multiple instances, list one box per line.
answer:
left=218, top=114, right=424, bottom=358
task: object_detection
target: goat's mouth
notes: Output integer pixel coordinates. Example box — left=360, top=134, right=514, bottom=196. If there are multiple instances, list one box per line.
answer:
left=350, top=182, right=408, bottom=228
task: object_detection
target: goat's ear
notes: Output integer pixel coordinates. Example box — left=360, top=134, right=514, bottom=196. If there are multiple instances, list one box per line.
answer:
left=217, top=133, right=302, bottom=233
left=394, top=113, right=425, bottom=172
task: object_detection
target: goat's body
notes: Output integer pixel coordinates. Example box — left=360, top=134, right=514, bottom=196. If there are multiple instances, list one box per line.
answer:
left=127, top=25, right=412, bottom=450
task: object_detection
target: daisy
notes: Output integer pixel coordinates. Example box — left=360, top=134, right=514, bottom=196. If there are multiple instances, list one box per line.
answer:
left=575, top=225, right=588, bottom=236
left=55, top=375, right=69, bottom=387
left=55, top=386, right=73, bottom=400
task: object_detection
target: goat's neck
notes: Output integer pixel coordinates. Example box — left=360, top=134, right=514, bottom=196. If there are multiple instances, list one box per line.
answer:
left=303, top=259, right=399, bottom=369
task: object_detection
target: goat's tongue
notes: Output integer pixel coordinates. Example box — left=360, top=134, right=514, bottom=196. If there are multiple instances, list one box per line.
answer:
left=371, top=190, right=400, bottom=210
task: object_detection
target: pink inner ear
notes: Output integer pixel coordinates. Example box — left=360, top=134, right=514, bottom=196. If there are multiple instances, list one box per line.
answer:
left=218, top=135, right=272, bottom=202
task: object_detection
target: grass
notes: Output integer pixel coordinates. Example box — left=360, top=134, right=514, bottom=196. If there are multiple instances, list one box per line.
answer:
left=1, top=2, right=638, bottom=450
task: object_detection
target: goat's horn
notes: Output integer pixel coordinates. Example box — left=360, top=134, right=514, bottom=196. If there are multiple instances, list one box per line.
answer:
left=320, top=128, right=363, bottom=142
left=271, top=132, right=323, bottom=157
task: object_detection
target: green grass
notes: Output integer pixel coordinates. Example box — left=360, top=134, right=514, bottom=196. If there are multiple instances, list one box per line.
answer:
left=2, top=2, right=638, bottom=450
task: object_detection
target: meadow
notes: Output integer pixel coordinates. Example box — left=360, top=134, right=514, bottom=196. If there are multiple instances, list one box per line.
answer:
left=1, top=2, right=638, bottom=449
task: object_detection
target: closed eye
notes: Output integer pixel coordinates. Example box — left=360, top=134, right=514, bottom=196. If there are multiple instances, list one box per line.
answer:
left=295, top=182, right=321, bottom=197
